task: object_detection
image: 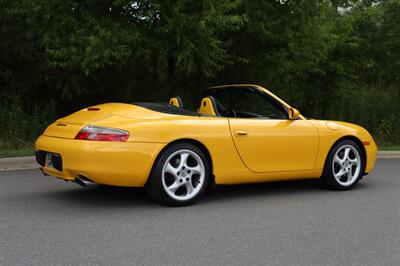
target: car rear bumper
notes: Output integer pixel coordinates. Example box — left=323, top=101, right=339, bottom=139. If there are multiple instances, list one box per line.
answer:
left=35, top=135, right=166, bottom=187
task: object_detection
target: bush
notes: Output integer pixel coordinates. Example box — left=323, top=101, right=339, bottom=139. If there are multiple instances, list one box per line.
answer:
left=0, top=87, right=398, bottom=154
left=330, top=85, right=400, bottom=146
left=0, top=99, right=56, bottom=151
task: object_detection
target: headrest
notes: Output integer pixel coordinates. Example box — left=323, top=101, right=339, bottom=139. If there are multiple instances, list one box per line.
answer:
left=169, top=97, right=183, bottom=108
left=198, top=96, right=221, bottom=116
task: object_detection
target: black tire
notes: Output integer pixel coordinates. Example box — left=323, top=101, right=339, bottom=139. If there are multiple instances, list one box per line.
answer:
left=146, top=143, right=210, bottom=206
left=321, top=139, right=365, bottom=190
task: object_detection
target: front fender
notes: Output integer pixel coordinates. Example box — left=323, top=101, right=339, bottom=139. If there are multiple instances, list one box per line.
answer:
left=309, top=120, right=377, bottom=173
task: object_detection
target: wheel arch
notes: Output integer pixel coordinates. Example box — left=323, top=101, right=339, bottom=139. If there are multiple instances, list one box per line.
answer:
left=324, top=135, right=367, bottom=174
left=145, top=138, right=215, bottom=189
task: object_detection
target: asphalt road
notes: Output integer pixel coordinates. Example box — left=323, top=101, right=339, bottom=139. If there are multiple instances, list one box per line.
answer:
left=0, top=160, right=399, bottom=266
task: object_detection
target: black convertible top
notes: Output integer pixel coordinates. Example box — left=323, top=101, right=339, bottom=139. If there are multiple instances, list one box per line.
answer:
left=134, top=102, right=202, bottom=117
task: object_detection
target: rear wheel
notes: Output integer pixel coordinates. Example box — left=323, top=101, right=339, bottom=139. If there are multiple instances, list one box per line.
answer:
left=321, top=140, right=365, bottom=190
left=146, top=143, right=210, bottom=206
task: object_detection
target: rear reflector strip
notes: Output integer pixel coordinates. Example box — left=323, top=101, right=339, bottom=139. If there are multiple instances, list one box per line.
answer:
left=87, top=107, right=100, bottom=111
left=362, top=141, right=371, bottom=146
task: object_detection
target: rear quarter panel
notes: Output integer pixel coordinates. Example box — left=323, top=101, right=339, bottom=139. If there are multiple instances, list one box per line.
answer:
left=92, top=113, right=250, bottom=183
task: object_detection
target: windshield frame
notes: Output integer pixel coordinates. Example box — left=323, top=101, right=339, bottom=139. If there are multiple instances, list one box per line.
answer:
left=202, top=85, right=289, bottom=119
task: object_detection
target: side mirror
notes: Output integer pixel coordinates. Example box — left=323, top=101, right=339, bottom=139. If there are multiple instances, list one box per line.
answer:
left=288, top=107, right=300, bottom=120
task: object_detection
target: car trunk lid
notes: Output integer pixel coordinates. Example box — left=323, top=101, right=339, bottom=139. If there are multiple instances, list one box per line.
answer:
left=42, top=103, right=137, bottom=139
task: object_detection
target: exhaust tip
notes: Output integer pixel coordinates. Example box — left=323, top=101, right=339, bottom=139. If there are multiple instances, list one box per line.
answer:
left=75, top=175, right=95, bottom=187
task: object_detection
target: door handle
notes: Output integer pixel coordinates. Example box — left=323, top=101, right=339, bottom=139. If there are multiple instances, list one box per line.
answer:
left=234, top=130, right=248, bottom=136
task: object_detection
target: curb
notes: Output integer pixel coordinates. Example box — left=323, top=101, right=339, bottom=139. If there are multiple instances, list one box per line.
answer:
left=377, top=151, right=400, bottom=159
left=0, top=152, right=399, bottom=172
left=0, top=156, right=37, bottom=171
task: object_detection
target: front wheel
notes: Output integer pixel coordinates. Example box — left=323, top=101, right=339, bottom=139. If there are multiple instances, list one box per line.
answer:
left=146, top=143, right=210, bottom=206
left=321, top=140, right=365, bottom=190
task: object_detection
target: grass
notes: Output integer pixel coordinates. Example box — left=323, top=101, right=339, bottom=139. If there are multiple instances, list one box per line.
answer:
left=0, top=145, right=34, bottom=158
left=379, top=146, right=400, bottom=151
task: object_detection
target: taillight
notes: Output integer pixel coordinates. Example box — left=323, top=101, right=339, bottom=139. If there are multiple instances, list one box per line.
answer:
left=75, top=125, right=129, bottom=142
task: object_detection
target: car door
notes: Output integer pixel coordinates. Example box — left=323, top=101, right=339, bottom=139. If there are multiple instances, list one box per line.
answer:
left=205, top=86, right=319, bottom=173
left=229, top=118, right=319, bottom=173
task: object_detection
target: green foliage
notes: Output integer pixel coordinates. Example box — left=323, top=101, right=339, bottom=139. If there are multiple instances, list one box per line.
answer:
left=0, top=97, right=56, bottom=151
left=0, top=146, right=34, bottom=158
left=0, top=99, right=27, bottom=150
left=0, top=0, right=399, bottom=151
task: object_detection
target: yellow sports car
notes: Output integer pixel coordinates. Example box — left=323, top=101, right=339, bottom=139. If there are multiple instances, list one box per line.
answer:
left=35, top=84, right=377, bottom=206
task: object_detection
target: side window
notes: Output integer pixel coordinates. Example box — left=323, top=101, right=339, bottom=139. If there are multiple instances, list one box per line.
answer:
left=209, top=88, right=287, bottom=119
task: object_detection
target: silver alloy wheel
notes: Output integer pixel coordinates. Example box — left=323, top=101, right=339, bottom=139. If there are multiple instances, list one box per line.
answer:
left=161, top=149, right=205, bottom=201
left=332, top=145, right=361, bottom=186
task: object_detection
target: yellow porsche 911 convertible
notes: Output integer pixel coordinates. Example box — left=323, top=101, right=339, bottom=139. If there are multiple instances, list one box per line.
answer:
left=35, top=84, right=377, bottom=206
